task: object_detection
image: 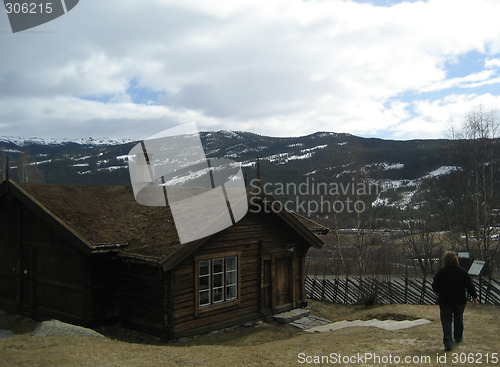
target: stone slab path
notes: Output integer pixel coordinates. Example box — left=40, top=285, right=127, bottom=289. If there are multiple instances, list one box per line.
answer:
left=290, top=316, right=333, bottom=330
left=304, top=318, right=432, bottom=333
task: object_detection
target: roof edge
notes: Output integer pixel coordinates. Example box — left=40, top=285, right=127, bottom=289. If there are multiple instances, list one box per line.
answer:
left=160, top=237, right=211, bottom=271
left=2, top=179, right=97, bottom=255
left=161, top=192, right=326, bottom=270
left=257, top=192, right=325, bottom=249
left=290, top=211, right=330, bottom=236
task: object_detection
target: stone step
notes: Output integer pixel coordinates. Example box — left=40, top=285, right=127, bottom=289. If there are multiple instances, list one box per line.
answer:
left=273, top=308, right=310, bottom=324
left=290, top=316, right=332, bottom=330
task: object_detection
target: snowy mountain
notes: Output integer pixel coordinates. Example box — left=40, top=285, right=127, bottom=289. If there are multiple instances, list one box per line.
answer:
left=0, top=136, right=135, bottom=147
left=0, top=130, right=462, bottom=227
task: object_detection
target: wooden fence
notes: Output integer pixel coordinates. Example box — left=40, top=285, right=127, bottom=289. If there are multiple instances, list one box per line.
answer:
left=305, top=275, right=500, bottom=305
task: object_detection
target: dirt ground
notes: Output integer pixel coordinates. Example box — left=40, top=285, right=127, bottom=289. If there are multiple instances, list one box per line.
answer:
left=0, top=301, right=499, bottom=367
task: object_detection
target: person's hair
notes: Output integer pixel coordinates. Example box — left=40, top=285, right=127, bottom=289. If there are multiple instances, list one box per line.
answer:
left=443, top=251, right=459, bottom=267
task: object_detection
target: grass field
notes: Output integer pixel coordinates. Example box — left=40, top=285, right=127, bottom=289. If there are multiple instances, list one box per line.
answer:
left=1, top=300, right=499, bottom=367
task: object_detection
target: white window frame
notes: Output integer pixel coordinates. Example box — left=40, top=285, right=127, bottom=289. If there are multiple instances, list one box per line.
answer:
left=195, top=252, right=240, bottom=313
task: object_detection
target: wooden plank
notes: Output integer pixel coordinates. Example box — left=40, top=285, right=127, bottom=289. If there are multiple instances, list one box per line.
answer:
left=174, top=305, right=259, bottom=334
left=271, top=255, right=276, bottom=313
left=173, top=312, right=261, bottom=339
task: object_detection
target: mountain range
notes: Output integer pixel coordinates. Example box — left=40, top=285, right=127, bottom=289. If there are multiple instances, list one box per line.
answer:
left=0, top=131, right=459, bottom=227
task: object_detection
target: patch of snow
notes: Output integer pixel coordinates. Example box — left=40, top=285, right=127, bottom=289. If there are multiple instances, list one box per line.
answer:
left=383, top=162, right=404, bottom=170
left=364, top=162, right=404, bottom=171
left=379, top=179, right=418, bottom=191
left=266, top=152, right=288, bottom=163
left=253, top=146, right=268, bottom=151
left=425, top=166, right=459, bottom=178
left=226, top=145, right=268, bottom=157
left=372, top=197, right=389, bottom=207
left=283, top=152, right=312, bottom=162
left=301, top=145, right=327, bottom=153
left=219, top=130, right=242, bottom=139
left=161, top=167, right=208, bottom=185
left=241, top=161, right=256, bottom=168
left=74, top=155, right=91, bottom=161
left=72, top=163, right=90, bottom=167
left=0, top=148, right=21, bottom=153
left=395, top=190, right=417, bottom=208
left=0, top=329, right=14, bottom=339
left=28, top=159, right=52, bottom=166
left=33, top=319, right=104, bottom=337
left=316, top=132, right=338, bottom=138
left=97, top=166, right=126, bottom=172
left=0, top=136, right=135, bottom=146
left=205, top=149, right=220, bottom=156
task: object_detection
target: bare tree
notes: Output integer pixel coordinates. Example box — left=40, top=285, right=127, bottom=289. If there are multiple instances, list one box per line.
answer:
left=16, top=151, right=45, bottom=183
left=319, top=156, right=349, bottom=276
left=446, top=106, right=500, bottom=276
left=351, top=145, right=373, bottom=279
left=400, top=207, right=442, bottom=277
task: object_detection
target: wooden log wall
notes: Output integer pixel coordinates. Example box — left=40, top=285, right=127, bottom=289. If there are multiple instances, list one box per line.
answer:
left=119, top=261, right=165, bottom=335
left=170, top=212, right=310, bottom=338
left=0, top=195, right=18, bottom=311
left=0, top=195, right=90, bottom=323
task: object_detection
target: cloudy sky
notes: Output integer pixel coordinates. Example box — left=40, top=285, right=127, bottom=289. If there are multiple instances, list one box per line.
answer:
left=1, top=0, right=500, bottom=141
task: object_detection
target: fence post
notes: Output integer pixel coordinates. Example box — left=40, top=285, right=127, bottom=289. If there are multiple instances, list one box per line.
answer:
left=312, top=275, right=318, bottom=300
left=332, top=276, right=337, bottom=303
left=479, top=275, right=482, bottom=304
left=321, top=266, right=327, bottom=301
left=344, top=276, right=349, bottom=304
left=404, top=265, right=408, bottom=304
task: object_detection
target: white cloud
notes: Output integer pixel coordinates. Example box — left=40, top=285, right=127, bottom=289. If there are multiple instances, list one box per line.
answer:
left=391, top=93, right=500, bottom=138
left=421, top=70, right=498, bottom=92
left=1, top=0, right=500, bottom=140
left=0, top=96, right=222, bottom=139
left=485, top=58, right=500, bottom=68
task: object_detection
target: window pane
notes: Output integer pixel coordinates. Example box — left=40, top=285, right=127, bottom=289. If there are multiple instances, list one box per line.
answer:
left=226, top=257, right=236, bottom=271
left=198, top=256, right=238, bottom=307
left=213, top=273, right=223, bottom=287
left=226, top=271, right=236, bottom=285
left=199, top=290, right=210, bottom=306
left=213, top=258, right=223, bottom=273
left=199, top=275, right=209, bottom=290
left=199, top=260, right=210, bottom=276
left=213, top=287, right=223, bottom=302
left=226, top=285, right=237, bottom=300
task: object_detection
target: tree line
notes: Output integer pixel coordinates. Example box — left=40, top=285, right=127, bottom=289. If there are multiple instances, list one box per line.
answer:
left=310, top=106, right=499, bottom=278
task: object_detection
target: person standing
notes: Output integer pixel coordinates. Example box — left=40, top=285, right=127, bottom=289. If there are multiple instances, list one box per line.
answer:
left=432, top=251, right=478, bottom=351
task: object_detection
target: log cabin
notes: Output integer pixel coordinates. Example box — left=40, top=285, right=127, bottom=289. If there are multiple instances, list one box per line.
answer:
left=0, top=179, right=327, bottom=339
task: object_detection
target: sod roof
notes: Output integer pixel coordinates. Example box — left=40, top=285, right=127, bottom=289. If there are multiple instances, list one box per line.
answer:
left=4, top=181, right=326, bottom=262
left=18, top=183, right=181, bottom=258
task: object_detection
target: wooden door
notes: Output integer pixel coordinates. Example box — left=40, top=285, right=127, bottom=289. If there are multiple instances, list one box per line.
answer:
left=275, top=256, right=291, bottom=307
left=20, top=244, right=33, bottom=311
left=262, top=259, right=272, bottom=311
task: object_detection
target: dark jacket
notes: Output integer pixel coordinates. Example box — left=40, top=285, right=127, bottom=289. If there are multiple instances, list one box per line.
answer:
left=432, top=265, right=478, bottom=305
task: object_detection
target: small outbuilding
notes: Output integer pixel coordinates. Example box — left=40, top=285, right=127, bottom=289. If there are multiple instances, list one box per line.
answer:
left=0, top=179, right=326, bottom=339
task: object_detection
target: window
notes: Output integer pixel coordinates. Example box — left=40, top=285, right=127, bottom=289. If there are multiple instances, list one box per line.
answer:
left=197, top=254, right=239, bottom=308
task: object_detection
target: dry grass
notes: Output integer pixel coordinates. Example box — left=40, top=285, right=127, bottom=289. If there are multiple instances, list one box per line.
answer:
left=1, top=301, right=499, bottom=367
